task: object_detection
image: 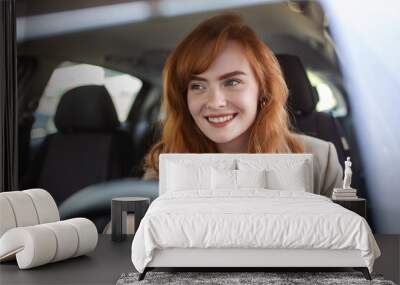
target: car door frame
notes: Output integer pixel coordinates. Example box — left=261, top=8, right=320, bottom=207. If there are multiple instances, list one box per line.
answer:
left=0, top=0, right=18, bottom=191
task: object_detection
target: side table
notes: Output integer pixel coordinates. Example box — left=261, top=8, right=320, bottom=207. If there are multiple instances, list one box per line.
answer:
left=111, top=197, right=150, bottom=242
left=332, top=198, right=366, bottom=219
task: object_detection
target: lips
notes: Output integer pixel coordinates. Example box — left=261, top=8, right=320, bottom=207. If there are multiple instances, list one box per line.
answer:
left=204, top=113, right=238, bottom=128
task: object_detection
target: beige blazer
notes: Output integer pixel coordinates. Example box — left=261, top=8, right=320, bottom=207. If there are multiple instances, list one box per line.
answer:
left=142, top=135, right=343, bottom=198
left=297, top=134, right=343, bottom=197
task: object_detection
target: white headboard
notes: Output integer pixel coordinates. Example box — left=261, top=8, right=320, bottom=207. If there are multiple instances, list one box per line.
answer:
left=159, top=153, right=313, bottom=195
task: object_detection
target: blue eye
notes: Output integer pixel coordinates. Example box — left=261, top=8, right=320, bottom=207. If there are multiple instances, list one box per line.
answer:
left=225, top=79, right=240, bottom=87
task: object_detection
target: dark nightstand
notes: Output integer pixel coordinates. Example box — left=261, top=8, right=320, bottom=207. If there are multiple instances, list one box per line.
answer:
left=111, top=197, right=150, bottom=242
left=332, top=198, right=366, bottom=219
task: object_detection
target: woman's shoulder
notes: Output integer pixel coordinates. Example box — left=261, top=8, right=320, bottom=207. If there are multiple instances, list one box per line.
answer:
left=295, top=133, right=340, bottom=170
left=294, top=133, right=339, bottom=175
left=294, top=133, right=343, bottom=196
left=295, top=133, right=332, bottom=152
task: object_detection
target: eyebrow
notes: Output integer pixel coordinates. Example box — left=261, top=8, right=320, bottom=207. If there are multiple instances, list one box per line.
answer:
left=190, top=71, right=247, bottom=82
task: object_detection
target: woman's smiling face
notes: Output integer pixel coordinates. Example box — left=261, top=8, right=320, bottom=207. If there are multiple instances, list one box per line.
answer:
left=187, top=40, right=260, bottom=153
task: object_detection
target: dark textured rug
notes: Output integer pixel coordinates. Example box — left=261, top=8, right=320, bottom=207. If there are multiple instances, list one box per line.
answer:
left=116, top=271, right=396, bottom=285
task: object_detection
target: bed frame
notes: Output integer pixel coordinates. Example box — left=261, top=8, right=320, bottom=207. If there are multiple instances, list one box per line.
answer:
left=139, top=248, right=371, bottom=280
left=138, top=154, right=372, bottom=281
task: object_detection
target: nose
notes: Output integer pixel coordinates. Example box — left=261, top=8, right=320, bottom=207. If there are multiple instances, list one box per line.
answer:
left=206, top=86, right=227, bottom=109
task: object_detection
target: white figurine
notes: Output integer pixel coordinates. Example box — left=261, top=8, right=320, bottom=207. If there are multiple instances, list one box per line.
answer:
left=342, top=157, right=353, bottom=189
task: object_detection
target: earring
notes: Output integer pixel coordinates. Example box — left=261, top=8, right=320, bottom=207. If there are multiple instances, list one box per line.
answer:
left=259, top=96, right=267, bottom=107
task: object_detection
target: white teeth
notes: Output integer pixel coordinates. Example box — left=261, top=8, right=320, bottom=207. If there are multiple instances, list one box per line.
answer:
left=207, top=114, right=234, bottom=123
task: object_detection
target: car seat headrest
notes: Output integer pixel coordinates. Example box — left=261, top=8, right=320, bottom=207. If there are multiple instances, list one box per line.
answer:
left=276, top=54, right=318, bottom=115
left=54, top=85, right=120, bottom=133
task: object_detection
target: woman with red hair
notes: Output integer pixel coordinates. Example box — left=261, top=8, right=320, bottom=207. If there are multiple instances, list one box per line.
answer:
left=143, top=13, right=342, bottom=197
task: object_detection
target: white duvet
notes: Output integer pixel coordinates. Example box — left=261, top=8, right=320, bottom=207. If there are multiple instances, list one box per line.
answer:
left=131, top=189, right=380, bottom=273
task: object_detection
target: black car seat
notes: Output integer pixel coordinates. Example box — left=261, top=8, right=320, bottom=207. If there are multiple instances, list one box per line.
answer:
left=21, top=85, right=135, bottom=204
left=126, top=83, right=162, bottom=177
left=276, top=54, right=349, bottom=165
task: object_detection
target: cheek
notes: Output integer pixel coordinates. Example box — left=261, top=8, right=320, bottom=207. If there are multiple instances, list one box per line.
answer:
left=242, top=85, right=259, bottom=114
left=187, top=94, right=196, bottom=116
left=233, top=93, right=258, bottom=114
left=187, top=93, right=204, bottom=117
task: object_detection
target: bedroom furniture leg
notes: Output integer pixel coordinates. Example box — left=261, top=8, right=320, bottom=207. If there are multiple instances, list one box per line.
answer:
left=138, top=268, right=148, bottom=281
left=354, top=267, right=371, bottom=280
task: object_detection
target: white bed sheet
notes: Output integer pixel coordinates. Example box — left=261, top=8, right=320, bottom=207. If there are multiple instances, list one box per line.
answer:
left=131, top=189, right=380, bottom=273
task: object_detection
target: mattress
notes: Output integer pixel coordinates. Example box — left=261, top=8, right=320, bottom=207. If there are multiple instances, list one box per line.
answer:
left=131, top=189, right=380, bottom=273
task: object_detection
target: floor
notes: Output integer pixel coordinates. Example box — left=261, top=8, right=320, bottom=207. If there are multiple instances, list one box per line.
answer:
left=0, top=235, right=134, bottom=285
left=374, top=234, right=400, bottom=284
left=0, top=234, right=399, bottom=285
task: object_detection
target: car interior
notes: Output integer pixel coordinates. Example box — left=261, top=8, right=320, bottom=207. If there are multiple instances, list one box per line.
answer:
left=1, top=0, right=399, bottom=284
left=17, top=1, right=363, bottom=214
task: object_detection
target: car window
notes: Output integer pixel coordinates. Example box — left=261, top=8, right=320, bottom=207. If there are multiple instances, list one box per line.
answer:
left=31, top=61, right=142, bottom=141
left=307, top=70, right=347, bottom=116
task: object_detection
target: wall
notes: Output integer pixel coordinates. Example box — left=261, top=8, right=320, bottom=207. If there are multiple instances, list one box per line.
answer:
left=322, top=0, right=400, bottom=233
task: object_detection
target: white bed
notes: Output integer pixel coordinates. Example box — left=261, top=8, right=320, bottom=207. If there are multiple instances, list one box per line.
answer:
left=131, top=154, right=380, bottom=280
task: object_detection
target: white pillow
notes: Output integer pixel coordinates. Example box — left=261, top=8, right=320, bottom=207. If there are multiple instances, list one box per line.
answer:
left=211, top=168, right=237, bottom=190
left=266, top=162, right=307, bottom=191
left=236, top=169, right=267, bottom=188
left=167, top=162, right=212, bottom=191
left=211, top=168, right=268, bottom=190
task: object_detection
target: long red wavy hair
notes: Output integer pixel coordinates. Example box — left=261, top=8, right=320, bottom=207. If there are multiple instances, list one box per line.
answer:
left=143, top=13, right=303, bottom=177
